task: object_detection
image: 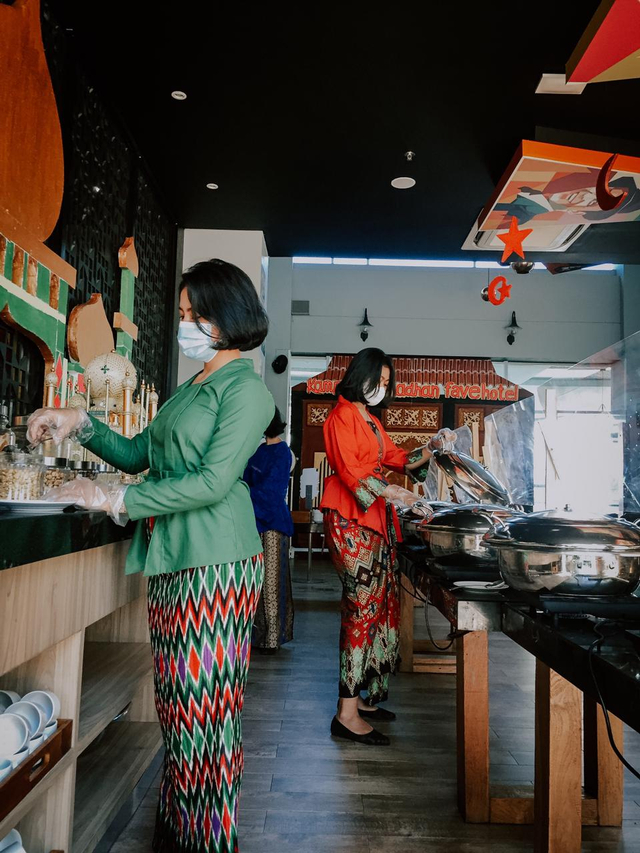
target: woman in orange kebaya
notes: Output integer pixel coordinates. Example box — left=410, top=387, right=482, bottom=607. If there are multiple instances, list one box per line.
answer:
left=321, top=348, right=454, bottom=745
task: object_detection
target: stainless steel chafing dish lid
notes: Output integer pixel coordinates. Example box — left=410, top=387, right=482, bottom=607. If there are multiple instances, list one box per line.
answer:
left=432, top=450, right=511, bottom=505
left=486, top=511, right=640, bottom=552
left=422, top=504, right=517, bottom=534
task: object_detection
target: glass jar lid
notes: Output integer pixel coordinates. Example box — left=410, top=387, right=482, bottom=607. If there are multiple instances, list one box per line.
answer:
left=41, top=457, right=69, bottom=469
left=0, top=448, right=44, bottom=468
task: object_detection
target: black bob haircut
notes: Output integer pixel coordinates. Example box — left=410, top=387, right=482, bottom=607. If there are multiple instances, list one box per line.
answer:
left=336, top=348, right=396, bottom=408
left=180, top=259, right=269, bottom=352
left=265, top=406, right=287, bottom=439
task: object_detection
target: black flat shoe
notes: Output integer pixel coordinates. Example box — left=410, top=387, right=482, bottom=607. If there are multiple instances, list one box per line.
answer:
left=359, top=706, right=396, bottom=722
left=330, top=716, right=390, bottom=746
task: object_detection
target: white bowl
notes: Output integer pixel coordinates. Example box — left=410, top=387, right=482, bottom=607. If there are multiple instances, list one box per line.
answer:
left=0, top=714, right=29, bottom=758
left=0, top=691, right=20, bottom=714
left=11, top=747, right=28, bottom=769
left=0, top=759, right=12, bottom=782
left=2, top=842, right=26, bottom=853
left=5, top=701, right=46, bottom=737
left=43, top=720, right=58, bottom=740
left=21, top=691, right=59, bottom=726
left=28, top=733, right=44, bottom=754
left=0, top=831, right=22, bottom=853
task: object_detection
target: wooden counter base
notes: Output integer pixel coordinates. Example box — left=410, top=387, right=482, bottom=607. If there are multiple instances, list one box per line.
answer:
left=0, top=539, right=158, bottom=853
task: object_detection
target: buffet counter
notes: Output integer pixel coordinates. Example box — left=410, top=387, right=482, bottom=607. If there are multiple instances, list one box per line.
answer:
left=0, top=510, right=134, bottom=571
left=0, top=511, right=160, bottom=853
left=399, top=550, right=633, bottom=853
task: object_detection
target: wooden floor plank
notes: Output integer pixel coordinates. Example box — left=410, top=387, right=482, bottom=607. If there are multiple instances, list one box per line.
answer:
left=93, top=561, right=640, bottom=853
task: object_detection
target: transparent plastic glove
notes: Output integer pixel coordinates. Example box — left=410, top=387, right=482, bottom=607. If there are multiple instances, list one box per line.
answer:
left=383, top=483, right=430, bottom=514
left=27, top=408, right=94, bottom=447
left=427, top=428, right=458, bottom=453
left=390, top=497, right=432, bottom=519
left=45, top=477, right=129, bottom=526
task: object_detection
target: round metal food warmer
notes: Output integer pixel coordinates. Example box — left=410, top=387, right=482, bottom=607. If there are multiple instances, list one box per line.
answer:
left=411, top=450, right=522, bottom=566
left=484, top=512, right=640, bottom=596
left=421, top=504, right=520, bottom=565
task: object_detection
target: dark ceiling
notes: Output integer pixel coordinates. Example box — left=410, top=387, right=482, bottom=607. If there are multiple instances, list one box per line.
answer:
left=48, top=1, right=640, bottom=263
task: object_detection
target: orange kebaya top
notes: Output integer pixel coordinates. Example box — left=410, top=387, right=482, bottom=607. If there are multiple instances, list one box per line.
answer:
left=320, top=396, right=410, bottom=541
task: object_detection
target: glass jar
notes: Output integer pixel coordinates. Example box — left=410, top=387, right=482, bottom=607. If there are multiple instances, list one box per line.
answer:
left=0, top=450, right=45, bottom=501
left=71, top=461, right=98, bottom=480
left=42, top=457, right=73, bottom=492
left=0, top=404, right=15, bottom=452
left=11, top=416, right=30, bottom=451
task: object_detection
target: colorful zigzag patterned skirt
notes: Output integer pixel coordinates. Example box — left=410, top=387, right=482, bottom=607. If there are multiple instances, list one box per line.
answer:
left=148, top=556, right=264, bottom=853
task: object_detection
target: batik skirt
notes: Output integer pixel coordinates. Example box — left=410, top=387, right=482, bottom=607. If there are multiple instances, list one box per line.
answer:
left=323, top=510, right=400, bottom=704
left=252, top=530, right=294, bottom=650
left=148, top=555, right=264, bottom=853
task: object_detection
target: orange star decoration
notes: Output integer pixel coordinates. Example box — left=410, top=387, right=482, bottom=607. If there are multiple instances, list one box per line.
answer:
left=497, top=216, right=533, bottom=263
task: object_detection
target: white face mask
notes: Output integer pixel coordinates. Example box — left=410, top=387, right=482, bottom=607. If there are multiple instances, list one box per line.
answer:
left=177, top=321, right=218, bottom=362
left=364, top=384, right=387, bottom=407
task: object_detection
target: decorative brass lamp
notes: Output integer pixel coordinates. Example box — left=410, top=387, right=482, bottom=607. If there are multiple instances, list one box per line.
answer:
left=148, top=384, right=159, bottom=422
left=44, top=366, right=58, bottom=407
left=122, top=371, right=137, bottom=438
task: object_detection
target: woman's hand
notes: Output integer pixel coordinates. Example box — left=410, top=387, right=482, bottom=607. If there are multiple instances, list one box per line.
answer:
left=27, top=408, right=93, bottom=446
left=45, top=477, right=129, bottom=526
left=428, top=428, right=458, bottom=453
left=383, top=483, right=420, bottom=506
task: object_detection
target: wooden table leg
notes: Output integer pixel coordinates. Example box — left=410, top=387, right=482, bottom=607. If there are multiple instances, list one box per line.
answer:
left=399, top=573, right=414, bottom=673
left=534, top=662, right=582, bottom=853
left=457, top=630, right=490, bottom=822
left=584, top=696, right=624, bottom=826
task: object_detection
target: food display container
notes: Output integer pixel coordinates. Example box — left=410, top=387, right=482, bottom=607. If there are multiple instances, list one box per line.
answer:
left=412, top=449, right=520, bottom=566
left=70, top=461, right=98, bottom=480
left=484, top=511, right=640, bottom=596
left=0, top=451, right=45, bottom=501
left=11, top=416, right=30, bottom=451
left=431, top=450, right=513, bottom=505
left=42, top=457, right=73, bottom=491
left=418, top=504, right=522, bottom=565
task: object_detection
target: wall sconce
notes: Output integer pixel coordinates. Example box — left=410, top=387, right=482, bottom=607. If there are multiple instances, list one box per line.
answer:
left=358, top=309, right=373, bottom=342
left=505, top=311, right=522, bottom=346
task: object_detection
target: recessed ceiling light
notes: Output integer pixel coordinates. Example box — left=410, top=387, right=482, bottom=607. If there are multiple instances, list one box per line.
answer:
left=171, top=91, right=187, bottom=100
left=391, top=177, right=416, bottom=190
left=206, top=183, right=219, bottom=190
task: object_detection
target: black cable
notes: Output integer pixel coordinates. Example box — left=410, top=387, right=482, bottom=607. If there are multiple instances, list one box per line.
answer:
left=424, top=587, right=454, bottom=651
left=399, top=578, right=427, bottom=603
left=588, top=620, right=640, bottom=781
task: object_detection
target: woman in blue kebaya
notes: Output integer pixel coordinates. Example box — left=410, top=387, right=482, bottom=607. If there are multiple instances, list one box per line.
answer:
left=243, top=407, right=295, bottom=653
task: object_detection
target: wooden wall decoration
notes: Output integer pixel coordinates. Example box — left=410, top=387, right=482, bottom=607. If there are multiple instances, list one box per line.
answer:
left=307, top=402, right=333, bottom=427
left=383, top=404, right=442, bottom=432
left=67, top=294, right=115, bottom=367
left=113, top=237, right=139, bottom=358
left=0, top=0, right=64, bottom=241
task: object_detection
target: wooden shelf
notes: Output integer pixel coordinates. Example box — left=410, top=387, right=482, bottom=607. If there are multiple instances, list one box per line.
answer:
left=78, top=642, right=152, bottom=753
left=73, top=721, right=162, bottom=853
left=0, top=751, right=75, bottom=840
